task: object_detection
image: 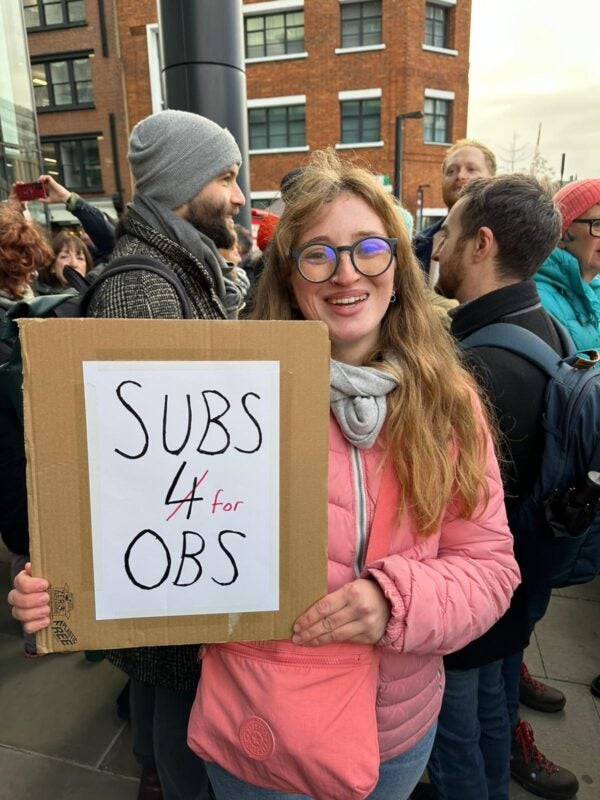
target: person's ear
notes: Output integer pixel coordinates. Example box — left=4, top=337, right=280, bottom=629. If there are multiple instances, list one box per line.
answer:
left=472, top=226, right=494, bottom=262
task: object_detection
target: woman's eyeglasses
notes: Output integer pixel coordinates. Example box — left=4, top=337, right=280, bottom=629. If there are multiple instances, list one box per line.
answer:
left=291, top=236, right=397, bottom=283
left=571, top=218, right=600, bottom=238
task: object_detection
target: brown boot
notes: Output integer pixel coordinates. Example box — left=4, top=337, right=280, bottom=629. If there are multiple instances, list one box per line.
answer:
left=511, top=720, right=579, bottom=800
left=519, top=662, right=566, bottom=713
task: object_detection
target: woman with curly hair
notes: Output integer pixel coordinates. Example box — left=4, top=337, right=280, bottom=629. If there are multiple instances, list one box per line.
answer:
left=0, top=204, right=53, bottom=654
left=0, top=205, right=52, bottom=307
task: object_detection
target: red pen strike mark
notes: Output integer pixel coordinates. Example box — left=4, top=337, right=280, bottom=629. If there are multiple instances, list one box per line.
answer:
left=166, top=469, right=209, bottom=522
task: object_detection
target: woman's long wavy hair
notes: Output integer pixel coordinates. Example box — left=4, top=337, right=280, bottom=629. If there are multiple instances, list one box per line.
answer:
left=253, top=150, right=491, bottom=535
left=0, top=207, right=53, bottom=299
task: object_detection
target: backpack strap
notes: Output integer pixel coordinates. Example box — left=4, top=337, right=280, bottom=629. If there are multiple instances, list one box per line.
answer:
left=80, top=254, right=194, bottom=319
left=460, top=323, right=569, bottom=379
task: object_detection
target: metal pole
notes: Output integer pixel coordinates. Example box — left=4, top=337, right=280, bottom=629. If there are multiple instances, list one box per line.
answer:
left=393, top=111, right=423, bottom=205
left=560, top=153, right=566, bottom=187
left=393, top=116, right=402, bottom=201
left=157, top=0, right=251, bottom=229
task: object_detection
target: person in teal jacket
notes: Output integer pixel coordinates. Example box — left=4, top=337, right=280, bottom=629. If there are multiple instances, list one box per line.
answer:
left=534, top=178, right=600, bottom=350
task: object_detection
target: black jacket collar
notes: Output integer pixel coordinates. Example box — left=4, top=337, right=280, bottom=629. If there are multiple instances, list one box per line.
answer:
left=450, top=280, right=542, bottom=341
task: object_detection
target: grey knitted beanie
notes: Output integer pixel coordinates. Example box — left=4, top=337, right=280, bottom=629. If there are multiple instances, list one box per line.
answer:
left=128, top=110, right=241, bottom=209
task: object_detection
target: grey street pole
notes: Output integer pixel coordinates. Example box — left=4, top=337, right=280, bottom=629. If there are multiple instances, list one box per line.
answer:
left=158, top=0, right=251, bottom=229
left=393, top=111, right=423, bottom=203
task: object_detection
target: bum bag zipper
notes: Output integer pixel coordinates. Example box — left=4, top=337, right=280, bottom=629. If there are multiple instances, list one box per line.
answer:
left=215, top=642, right=374, bottom=666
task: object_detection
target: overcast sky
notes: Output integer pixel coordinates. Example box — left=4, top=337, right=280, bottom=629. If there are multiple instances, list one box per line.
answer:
left=467, top=0, right=599, bottom=180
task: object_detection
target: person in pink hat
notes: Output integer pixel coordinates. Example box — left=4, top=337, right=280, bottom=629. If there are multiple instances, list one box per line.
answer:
left=534, top=179, right=600, bottom=350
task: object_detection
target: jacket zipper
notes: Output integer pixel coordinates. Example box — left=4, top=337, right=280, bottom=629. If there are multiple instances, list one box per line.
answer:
left=352, top=445, right=368, bottom=576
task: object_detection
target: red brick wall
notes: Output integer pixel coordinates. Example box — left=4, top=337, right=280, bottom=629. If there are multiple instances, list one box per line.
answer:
left=27, top=0, right=132, bottom=200
left=32, top=1, right=470, bottom=211
left=113, top=0, right=157, bottom=129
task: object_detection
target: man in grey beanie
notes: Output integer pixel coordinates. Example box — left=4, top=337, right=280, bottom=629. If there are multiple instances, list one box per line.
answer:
left=86, top=109, right=246, bottom=800
left=88, top=108, right=246, bottom=322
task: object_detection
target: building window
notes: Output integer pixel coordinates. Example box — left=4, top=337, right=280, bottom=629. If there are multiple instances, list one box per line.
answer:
left=424, top=96, right=452, bottom=143
left=249, top=104, right=306, bottom=150
left=245, top=11, right=304, bottom=59
left=31, top=56, right=93, bottom=110
left=23, top=0, right=86, bottom=30
left=340, top=97, right=380, bottom=144
left=425, top=3, right=448, bottom=48
left=41, top=137, right=102, bottom=192
left=340, top=1, right=382, bottom=49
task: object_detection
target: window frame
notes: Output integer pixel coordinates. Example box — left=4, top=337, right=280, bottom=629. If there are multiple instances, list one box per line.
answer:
left=23, top=0, right=87, bottom=32
left=339, top=0, right=382, bottom=50
left=423, top=91, right=453, bottom=145
left=337, top=89, right=382, bottom=148
left=31, top=52, right=94, bottom=112
left=41, top=134, right=103, bottom=193
left=244, top=8, right=305, bottom=62
left=248, top=96, right=308, bottom=154
left=424, top=2, right=448, bottom=49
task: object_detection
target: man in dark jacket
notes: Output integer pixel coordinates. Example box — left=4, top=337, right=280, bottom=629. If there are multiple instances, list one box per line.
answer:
left=426, top=175, right=579, bottom=800
left=413, top=138, right=496, bottom=282
left=90, top=109, right=245, bottom=800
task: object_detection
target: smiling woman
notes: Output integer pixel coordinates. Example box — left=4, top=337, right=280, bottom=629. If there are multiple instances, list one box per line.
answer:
left=182, top=150, right=521, bottom=800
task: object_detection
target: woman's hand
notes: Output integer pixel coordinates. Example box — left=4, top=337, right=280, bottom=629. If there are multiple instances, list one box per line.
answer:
left=292, top=578, right=391, bottom=646
left=37, top=174, right=70, bottom=204
left=8, top=563, right=51, bottom=634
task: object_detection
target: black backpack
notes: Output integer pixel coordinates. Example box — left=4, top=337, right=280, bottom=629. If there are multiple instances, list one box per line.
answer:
left=461, top=322, right=600, bottom=588
left=0, top=255, right=192, bottom=555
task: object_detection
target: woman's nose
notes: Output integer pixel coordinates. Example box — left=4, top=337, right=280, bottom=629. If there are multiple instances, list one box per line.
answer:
left=333, top=251, right=359, bottom=283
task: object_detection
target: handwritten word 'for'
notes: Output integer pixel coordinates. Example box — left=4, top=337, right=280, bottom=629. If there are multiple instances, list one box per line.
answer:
left=114, top=381, right=263, bottom=459
left=124, top=528, right=246, bottom=590
left=165, top=466, right=244, bottom=522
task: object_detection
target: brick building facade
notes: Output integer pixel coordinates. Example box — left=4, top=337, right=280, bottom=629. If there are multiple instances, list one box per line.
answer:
left=25, top=0, right=471, bottom=222
left=24, top=0, right=132, bottom=215
left=242, top=0, right=471, bottom=220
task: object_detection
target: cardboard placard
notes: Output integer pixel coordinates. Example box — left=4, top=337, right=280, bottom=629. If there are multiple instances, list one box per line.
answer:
left=21, top=319, right=330, bottom=653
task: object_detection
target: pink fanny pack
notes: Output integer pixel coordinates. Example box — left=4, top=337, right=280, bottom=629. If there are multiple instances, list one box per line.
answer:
left=189, top=639, right=380, bottom=799
left=187, top=457, right=399, bottom=800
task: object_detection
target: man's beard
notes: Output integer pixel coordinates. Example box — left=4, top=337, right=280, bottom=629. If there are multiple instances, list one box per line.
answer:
left=437, top=238, right=467, bottom=300
left=183, top=194, right=235, bottom=249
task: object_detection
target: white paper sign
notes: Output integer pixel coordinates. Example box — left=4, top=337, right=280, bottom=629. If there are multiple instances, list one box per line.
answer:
left=83, top=360, right=279, bottom=620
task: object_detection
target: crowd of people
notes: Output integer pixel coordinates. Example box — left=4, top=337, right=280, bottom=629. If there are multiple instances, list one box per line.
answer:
left=2, top=109, right=600, bottom=800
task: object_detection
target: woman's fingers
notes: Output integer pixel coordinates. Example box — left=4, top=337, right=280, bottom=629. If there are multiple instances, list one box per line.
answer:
left=292, top=579, right=391, bottom=646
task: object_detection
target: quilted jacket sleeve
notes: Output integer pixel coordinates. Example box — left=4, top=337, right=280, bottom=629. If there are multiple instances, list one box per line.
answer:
left=366, top=428, right=520, bottom=656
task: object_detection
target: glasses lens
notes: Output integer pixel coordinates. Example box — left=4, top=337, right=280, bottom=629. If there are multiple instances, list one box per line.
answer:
left=298, top=244, right=337, bottom=281
left=591, top=220, right=600, bottom=237
left=353, top=238, right=393, bottom=275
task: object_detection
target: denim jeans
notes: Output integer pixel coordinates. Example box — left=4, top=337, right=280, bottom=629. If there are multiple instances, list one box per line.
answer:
left=502, top=650, right=523, bottom=730
left=206, top=722, right=436, bottom=800
left=130, top=679, right=212, bottom=800
left=427, top=660, right=510, bottom=800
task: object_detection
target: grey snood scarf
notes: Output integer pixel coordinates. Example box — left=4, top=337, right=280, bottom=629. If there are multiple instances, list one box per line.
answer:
left=330, top=359, right=399, bottom=449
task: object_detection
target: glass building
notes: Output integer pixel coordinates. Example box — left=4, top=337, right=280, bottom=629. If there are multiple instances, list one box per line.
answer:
left=0, top=0, right=42, bottom=203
